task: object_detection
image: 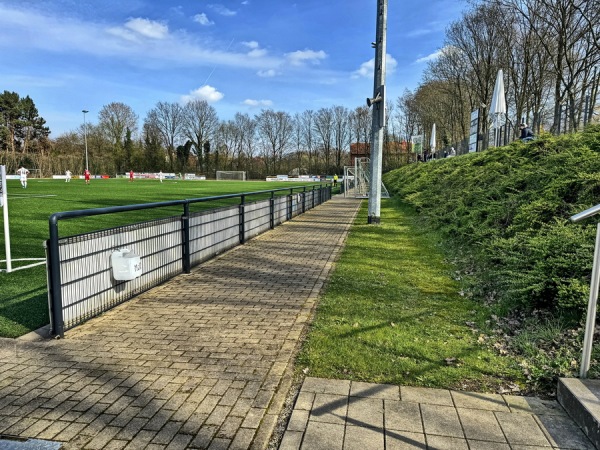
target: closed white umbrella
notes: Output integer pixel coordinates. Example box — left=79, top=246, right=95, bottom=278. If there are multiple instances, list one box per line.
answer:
left=489, top=69, right=507, bottom=146
left=430, top=123, right=436, bottom=156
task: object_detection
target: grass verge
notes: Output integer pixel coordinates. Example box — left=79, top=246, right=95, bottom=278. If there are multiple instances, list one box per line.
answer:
left=297, top=198, right=526, bottom=393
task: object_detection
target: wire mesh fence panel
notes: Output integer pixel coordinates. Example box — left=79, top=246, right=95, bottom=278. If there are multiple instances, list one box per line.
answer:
left=273, top=195, right=288, bottom=226
left=189, top=205, right=239, bottom=266
left=244, top=199, right=271, bottom=241
left=58, top=216, right=182, bottom=331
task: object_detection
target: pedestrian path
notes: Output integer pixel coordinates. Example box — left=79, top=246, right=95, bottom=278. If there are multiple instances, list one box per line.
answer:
left=0, top=197, right=360, bottom=450
left=0, top=196, right=595, bottom=450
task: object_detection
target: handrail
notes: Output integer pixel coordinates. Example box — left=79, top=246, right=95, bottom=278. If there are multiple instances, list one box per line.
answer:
left=570, top=204, right=600, bottom=378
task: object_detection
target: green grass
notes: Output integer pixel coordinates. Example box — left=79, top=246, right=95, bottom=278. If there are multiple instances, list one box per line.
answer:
left=297, top=198, right=526, bottom=392
left=0, top=177, right=323, bottom=338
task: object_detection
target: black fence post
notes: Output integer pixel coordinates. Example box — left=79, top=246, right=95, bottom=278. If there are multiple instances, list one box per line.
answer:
left=287, top=191, right=292, bottom=220
left=270, top=191, right=275, bottom=229
left=182, top=202, right=191, bottom=274
left=312, top=186, right=316, bottom=209
left=302, top=187, right=306, bottom=213
left=239, top=194, right=246, bottom=244
left=48, top=215, right=64, bottom=338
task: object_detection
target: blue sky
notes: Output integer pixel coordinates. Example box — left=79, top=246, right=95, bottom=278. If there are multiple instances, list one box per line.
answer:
left=0, top=0, right=467, bottom=137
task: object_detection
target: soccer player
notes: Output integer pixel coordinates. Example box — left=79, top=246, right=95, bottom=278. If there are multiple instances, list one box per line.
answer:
left=65, top=169, right=72, bottom=182
left=158, top=171, right=163, bottom=183
left=129, top=170, right=134, bottom=182
left=84, top=168, right=91, bottom=185
left=17, top=166, right=29, bottom=188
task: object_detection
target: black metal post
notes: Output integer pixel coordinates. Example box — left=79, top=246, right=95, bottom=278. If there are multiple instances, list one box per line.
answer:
left=182, top=202, right=191, bottom=274
left=48, top=215, right=64, bottom=337
left=270, top=191, right=275, bottom=229
left=302, top=187, right=306, bottom=214
left=239, top=194, right=246, bottom=244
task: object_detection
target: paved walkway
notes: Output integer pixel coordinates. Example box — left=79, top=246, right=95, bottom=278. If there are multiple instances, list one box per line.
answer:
left=0, top=196, right=595, bottom=450
left=281, top=378, right=595, bottom=450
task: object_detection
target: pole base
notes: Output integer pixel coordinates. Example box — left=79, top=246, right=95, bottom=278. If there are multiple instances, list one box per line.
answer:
left=367, top=216, right=381, bottom=224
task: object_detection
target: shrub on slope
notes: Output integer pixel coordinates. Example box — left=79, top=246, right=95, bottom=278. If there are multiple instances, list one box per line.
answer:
left=383, top=126, right=600, bottom=315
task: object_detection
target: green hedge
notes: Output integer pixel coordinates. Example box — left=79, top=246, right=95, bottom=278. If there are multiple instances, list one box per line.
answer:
left=383, top=125, right=600, bottom=315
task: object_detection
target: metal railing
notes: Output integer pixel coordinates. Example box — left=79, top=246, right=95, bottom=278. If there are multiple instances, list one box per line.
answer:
left=570, top=204, right=600, bottom=378
left=46, top=184, right=331, bottom=337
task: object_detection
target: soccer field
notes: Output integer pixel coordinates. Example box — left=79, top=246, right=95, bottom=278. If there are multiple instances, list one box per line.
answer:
left=0, top=177, right=323, bottom=338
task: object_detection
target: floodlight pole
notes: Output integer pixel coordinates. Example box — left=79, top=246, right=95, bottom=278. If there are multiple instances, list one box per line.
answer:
left=367, top=0, right=387, bottom=224
left=82, top=110, right=89, bottom=170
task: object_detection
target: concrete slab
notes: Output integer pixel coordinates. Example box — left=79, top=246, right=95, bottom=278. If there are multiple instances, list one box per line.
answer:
left=400, top=386, right=453, bottom=406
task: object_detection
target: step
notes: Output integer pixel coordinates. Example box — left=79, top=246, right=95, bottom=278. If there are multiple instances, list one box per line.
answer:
left=558, top=377, right=600, bottom=449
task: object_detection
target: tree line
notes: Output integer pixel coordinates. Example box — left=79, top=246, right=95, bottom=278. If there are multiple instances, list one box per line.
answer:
left=396, top=0, right=600, bottom=154
left=0, top=90, right=414, bottom=179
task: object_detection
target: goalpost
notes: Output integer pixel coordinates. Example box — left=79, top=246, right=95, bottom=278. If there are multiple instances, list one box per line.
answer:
left=216, top=171, right=247, bottom=181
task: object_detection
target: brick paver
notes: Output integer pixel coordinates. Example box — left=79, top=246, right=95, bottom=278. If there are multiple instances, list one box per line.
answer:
left=0, top=197, right=361, bottom=449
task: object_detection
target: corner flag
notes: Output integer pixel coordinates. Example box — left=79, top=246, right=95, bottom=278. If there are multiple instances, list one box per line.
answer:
left=1, top=165, right=11, bottom=272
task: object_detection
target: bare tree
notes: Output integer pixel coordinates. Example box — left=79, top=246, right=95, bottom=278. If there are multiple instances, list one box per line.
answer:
left=494, top=0, right=600, bottom=132
left=98, top=102, right=139, bottom=145
left=255, top=109, right=294, bottom=175
left=145, top=101, right=184, bottom=171
left=233, top=113, right=257, bottom=175
left=332, top=106, right=350, bottom=173
left=351, top=106, right=371, bottom=145
left=445, top=2, right=510, bottom=147
left=313, top=107, right=335, bottom=173
left=182, top=99, right=219, bottom=174
left=299, top=110, right=316, bottom=174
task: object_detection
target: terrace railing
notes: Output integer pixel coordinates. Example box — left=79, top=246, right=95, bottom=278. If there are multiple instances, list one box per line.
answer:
left=46, top=184, right=331, bottom=337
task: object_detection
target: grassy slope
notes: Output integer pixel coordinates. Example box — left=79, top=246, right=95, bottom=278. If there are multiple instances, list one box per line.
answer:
left=0, top=177, right=320, bottom=338
left=298, top=199, right=524, bottom=393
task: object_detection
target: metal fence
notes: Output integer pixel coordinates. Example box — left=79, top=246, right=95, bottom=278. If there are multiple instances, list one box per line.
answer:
left=46, top=185, right=331, bottom=337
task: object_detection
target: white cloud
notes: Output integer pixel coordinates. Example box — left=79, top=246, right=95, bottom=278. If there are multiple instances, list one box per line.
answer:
left=193, top=13, right=214, bottom=26
left=124, top=18, right=169, bottom=39
left=243, top=99, right=273, bottom=107
left=415, top=50, right=443, bottom=64
left=181, top=85, right=224, bottom=103
left=285, top=49, right=327, bottom=66
left=257, top=69, right=277, bottom=77
left=352, top=54, right=398, bottom=78
left=406, top=28, right=432, bottom=38
left=0, top=4, right=286, bottom=71
left=243, top=41, right=267, bottom=58
left=209, top=4, right=237, bottom=16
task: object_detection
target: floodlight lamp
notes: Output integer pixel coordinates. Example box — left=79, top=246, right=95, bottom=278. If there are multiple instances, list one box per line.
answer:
left=367, top=93, right=382, bottom=107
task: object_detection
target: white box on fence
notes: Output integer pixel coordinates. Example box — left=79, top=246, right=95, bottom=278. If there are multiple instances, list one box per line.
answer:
left=111, top=249, right=142, bottom=281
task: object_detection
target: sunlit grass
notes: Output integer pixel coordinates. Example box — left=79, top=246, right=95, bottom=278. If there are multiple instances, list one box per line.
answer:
left=297, top=198, right=525, bottom=391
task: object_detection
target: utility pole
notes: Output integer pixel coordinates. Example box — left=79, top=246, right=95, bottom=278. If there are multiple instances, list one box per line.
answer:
left=367, top=0, right=387, bottom=224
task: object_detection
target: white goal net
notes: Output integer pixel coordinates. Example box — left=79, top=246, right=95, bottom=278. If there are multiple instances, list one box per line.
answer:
left=216, top=171, right=247, bottom=181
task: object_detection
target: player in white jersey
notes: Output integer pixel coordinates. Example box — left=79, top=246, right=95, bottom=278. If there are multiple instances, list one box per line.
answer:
left=65, top=169, right=72, bottom=182
left=17, top=166, right=29, bottom=188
